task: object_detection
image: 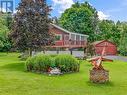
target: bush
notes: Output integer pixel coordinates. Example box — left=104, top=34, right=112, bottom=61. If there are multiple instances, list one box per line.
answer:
left=54, top=54, right=80, bottom=73
left=26, top=54, right=80, bottom=74
left=26, top=54, right=52, bottom=72
left=119, top=49, right=127, bottom=56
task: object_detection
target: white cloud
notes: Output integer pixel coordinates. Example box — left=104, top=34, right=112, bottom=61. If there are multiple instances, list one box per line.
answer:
left=98, top=11, right=110, bottom=20
left=52, top=0, right=74, bottom=13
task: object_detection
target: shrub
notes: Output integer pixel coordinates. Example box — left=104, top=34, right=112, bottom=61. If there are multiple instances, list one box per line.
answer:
left=25, top=54, right=52, bottom=72
left=26, top=54, right=80, bottom=74
left=54, top=54, right=80, bottom=73
left=25, top=56, right=36, bottom=71
left=50, top=54, right=57, bottom=58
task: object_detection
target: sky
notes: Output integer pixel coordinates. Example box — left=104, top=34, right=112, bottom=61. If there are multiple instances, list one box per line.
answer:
left=13, top=0, right=127, bottom=22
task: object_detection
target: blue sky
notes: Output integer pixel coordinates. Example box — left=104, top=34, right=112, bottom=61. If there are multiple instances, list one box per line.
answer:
left=14, top=0, right=127, bottom=22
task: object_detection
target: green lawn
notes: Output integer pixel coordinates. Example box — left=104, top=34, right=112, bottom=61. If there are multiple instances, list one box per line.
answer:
left=0, top=53, right=127, bottom=95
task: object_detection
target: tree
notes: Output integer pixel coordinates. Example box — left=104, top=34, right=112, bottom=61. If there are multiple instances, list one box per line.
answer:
left=6, top=13, right=13, bottom=30
left=98, top=20, right=114, bottom=40
left=110, top=21, right=121, bottom=46
left=119, top=22, right=127, bottom=56
left=10, top=0, right=54, bottom=56
left=0, top=13, right=12, bottom=52
left=59, top=2, right=99, bottom=42
left=98, top=20, right=121, bottom=46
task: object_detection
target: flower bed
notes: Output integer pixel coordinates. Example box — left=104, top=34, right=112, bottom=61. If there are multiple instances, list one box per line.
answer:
left=25, top=54, right=80, bottom=75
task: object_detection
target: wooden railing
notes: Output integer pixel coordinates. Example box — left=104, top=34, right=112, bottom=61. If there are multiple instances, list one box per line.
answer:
left=55, top=40, right=86, bottom=47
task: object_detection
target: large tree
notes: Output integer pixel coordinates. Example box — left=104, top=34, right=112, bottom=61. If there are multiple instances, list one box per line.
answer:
left=10, top=0, right=53, bottom=55
left=0, top=12, right=12, bottom=52
left=98, top=20, right=121, bottom=46
left=59, top=2, right=99, bottom=42
left=119, top=22, right=127, bottom=56
left=98, top=20, right=114, bottom=40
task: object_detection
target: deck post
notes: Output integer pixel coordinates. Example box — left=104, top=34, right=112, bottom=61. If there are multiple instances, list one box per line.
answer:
left=70, top=48, right=73, bottom=55
left=56, top=47, right=59, bottom=54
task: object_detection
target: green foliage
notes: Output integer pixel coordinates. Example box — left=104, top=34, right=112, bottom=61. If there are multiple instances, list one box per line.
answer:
left=59, top=2, right=99, bottom=42
left=26, top=54, right=80, bottom=73
left=98, top=20, right=114, bottom=40
left=54, top=54, right=80, bottom=73
left=0, top=13, right=12, bottom=52
left=26, top=54, right=52, bottom=72
left=119, top=23, right=127, bottom=56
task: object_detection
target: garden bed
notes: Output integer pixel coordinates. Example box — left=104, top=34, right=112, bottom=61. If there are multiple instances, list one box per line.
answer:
left=25, top=54, right=80, bottom=75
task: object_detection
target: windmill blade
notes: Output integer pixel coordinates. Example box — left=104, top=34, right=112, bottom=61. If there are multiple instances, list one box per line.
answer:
left=87, top=57, right=100, bottom=62
left=101, top=45, right=106, bottom=57
left=102, top=58, right=113, bottom=62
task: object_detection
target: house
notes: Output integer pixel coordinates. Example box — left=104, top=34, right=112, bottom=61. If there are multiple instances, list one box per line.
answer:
left=49, top=24, right=89, bottom=48
left=93, top=40, right=117, bottom=55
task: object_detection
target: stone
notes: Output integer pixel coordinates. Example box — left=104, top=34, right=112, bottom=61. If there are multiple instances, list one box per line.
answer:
left=49, top=68, right=62, bottom=75
left=90, top=69, right=109, bottom=83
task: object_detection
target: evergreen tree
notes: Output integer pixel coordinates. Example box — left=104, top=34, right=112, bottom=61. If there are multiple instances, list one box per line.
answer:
left=10, top=0, right=53, bottom=55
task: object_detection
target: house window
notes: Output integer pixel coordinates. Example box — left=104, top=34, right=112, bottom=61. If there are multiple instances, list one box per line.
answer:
left=81, top=36, right=85, bottom=41
left=55, top=34, right=62, bottom=41
left=76, top=35, right=80, bottom=41
left=71, top=34, right=76, bottom=40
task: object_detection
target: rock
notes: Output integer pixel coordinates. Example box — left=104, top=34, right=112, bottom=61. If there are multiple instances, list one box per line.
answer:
left=49, top=68, right=62, bottom=75
left=90, top=69, right=109, bottom=83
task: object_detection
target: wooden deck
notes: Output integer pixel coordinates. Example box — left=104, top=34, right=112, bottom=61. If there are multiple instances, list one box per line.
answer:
left=52, top=40, right=87, bottom=48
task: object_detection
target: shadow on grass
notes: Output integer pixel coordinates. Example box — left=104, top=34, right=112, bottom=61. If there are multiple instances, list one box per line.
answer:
left=86, top=81, right=114, bottom=87
left=0, top=62, right=25, bottom=72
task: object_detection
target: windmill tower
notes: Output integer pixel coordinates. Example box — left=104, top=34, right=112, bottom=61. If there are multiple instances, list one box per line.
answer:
left=88, top=44, right=113, bottom=83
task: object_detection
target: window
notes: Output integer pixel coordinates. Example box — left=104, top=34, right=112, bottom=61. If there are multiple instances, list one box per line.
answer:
left=55, top=34, right=62, bottom=41
left=81, top=36, right=86, bottom=41
left=76, top=35, right=80, bottom=41
left=71, top=34, right=75, bottom=40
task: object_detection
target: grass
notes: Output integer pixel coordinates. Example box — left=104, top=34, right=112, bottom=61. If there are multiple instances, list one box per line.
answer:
left=0, top=53, right=127, bottom=95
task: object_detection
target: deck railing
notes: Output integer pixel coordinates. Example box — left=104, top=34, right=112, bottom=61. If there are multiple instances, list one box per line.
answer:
left=55, top=40, right=86, bottom=47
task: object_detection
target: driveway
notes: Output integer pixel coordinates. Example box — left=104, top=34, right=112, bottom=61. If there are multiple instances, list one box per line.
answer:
left=104, top=56, right=127, bottom=62
left=35, top=51, right=127, bottom=62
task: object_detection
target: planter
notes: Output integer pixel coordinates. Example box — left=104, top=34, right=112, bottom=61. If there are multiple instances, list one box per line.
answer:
left=90, top=69, right=109, bottom=83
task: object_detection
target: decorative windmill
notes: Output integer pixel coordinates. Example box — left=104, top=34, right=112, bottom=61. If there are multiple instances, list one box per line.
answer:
left=88, top=43, right=113, bottom=70
left=87, top=42, right=113, bottom=83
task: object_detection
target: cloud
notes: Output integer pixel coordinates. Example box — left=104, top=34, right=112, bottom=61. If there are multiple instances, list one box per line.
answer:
left=52, top=0, right=74, bottom=13
left=98, top=11, right=110, bottom=20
